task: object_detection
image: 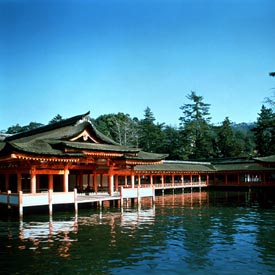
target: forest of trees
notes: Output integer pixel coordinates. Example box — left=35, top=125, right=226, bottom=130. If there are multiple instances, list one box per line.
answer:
left=2, top=90, right=275, bottom=161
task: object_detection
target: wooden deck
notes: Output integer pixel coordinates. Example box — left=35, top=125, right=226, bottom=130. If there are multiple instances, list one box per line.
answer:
left=77, top=191, right=121, bottom=203
left=0, top=186, right=156, bottom=218
left=3, top=179, right=267, bottom=218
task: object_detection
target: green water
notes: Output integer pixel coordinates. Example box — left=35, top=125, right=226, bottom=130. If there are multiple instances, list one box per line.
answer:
left=0, top=190, right=274, bottom=275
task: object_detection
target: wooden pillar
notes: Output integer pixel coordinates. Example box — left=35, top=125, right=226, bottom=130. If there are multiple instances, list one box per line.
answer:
left=19, top=191, right=23, bottom=218
left=30, top=166, right=36, bottom=194
left=63, top=166, right=69, bottom=192
left=87, top=173, right=90, bottom=189
left=138, top=175, right=141, bottom=187
left=137, top=185, right=141, bottom=205
left=94, top=171, right=98, bottom=193
left=89, top=173, right=95, bottom=192
left=109, top=174, right=114, bottom=196
left=78, top=171, right=83, bottom=192
left=108, top=167, right=114, bottom=196
left=225, top=174, right=228, bottom=185
left=100, top=174, right=103, bottom=190
left=115, top=175, right=119, bottom=191
left=48, top=174, right=53, bottom=191
left=131, top=174, right=135, bottom=188
left=120, top=186, right=124, bottom=207
left=17, top=171, right=22, bottom=192
left=74, top=188, right=78, bottom=215
left=150, top=175, right=153, bottom=186
left=36, top=175, right=40, bottom=192
left=48, top=189, right=53, bottom=216
left=5, top=174, right=9, bottom=192
left=172, top=174, right=175, bottom=187
left=161, top=175, right=164, bottom=187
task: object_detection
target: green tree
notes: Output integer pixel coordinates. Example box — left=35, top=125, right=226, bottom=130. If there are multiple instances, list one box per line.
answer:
left=179, top=91, right=213, bottom=159
left=162, top=125, right=183, bottom=160
left=215, top=117, right=238, bottom=157
left=6, top=122, right=43, bottom=134
left=252, top=105, right=275, bottom=156
left=94, top=113, right=139, bottom=147
left=49, top=114, right=63, bottom=124
left=138, top=107, right=165, bottom=153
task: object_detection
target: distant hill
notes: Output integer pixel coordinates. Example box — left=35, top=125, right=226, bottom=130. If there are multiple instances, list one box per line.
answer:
left=231, top=122, right=255, bottom=134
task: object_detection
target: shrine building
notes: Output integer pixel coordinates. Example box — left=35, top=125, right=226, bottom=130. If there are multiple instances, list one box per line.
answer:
left=0, top=111, right=274, bottom=217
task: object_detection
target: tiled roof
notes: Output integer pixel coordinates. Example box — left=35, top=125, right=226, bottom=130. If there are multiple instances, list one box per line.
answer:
left=135, top=161, right=215, bottom=172
left=0, top=112, right=167, bottom=162
left=254, top=155, right=275, bottom=163
left=5, top=113, right=117, bottom=145
left=126, top=151, right=168, bottom=161
left=213, top=161, right=274, bottom=171
left=50, top=140, right=140, bottom=153
left=5, top=112, right=90, bottom=142
left=135, top=159, right=274, bottom=172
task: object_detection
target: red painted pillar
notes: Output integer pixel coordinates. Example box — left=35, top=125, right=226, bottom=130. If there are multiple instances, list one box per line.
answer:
left=63, top=166, right=69, bottom=192
left=94, top=171, right=98, bottom=192
left=48, top=174, right=53, bottom=191
left=17, top=171, right=22, bottom=192
left=30, top=166, right=36, bottom=194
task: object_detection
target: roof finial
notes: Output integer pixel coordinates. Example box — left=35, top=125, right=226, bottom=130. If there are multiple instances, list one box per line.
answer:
left=76, top=111, right=91, bottom=125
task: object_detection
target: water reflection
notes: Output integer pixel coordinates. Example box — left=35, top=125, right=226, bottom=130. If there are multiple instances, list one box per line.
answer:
left=0, top=190, right=274, bottom=275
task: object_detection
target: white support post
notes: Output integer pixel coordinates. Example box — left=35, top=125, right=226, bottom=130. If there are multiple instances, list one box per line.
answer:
left=131, top=174, right=135, bottom=188
left=48, top=189, right=53, bottom=217
left=120, top=186, right=124, bottom=208
left=30, top=167, right=36, bottom=194
left=109, top=175, right=114, bottom=196
left=19, top=191, right=23, bottom=219
left=74, top=188, right=78, bottom=216
left=63, top=166, right=69, bottom=192
left=150, top=175, right=153, bottom=186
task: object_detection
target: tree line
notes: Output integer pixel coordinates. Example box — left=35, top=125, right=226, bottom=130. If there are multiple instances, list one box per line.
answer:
left=3, top=91, right=275, bottom=160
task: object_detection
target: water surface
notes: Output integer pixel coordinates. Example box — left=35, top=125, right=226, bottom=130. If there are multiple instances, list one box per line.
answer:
left=0, top=190, right=274, bottom=275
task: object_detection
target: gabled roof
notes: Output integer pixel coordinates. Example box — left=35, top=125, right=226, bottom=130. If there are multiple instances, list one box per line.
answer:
left=0, top=112, right=167, bottom=163
left=4, top=112, right=117, bottom=145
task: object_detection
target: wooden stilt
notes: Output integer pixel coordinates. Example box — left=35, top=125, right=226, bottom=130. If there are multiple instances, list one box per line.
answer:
left=74, top=188, right=78, bottom=216
left=48, top=189, right=53, bottom=217
left=19, top=191, right=23, bottom=219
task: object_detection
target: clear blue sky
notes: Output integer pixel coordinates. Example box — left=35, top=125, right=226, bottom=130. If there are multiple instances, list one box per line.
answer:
left=1, top=0, right=274, bottom=130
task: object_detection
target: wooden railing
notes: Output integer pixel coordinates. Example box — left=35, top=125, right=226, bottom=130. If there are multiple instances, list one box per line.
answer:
left=208, top=181, right=275, bottom=187
left=120, top=186, right=154, bottom=199
left=0, top=190, right=78, bottom=218
left=131, top=181, right=207, bottom=190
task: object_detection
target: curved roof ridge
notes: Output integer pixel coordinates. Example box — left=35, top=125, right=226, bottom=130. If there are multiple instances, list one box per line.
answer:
left=163, top=160, right=212, bottom=165
left=5, top=111, right=91, bottom=142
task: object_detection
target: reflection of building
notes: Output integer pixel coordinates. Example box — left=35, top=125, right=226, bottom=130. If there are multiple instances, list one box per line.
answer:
left=121, top=208, right=155, bottom=228
left=0, top=112, right=274, bottom=216
left=19, top=219, right=78, bottom=240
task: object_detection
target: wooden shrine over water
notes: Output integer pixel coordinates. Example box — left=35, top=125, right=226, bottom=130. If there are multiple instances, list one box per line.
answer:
left=0, top=112, right=274, bottom=217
